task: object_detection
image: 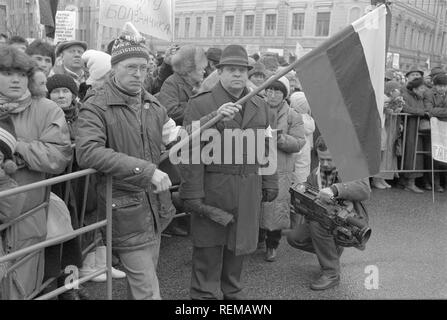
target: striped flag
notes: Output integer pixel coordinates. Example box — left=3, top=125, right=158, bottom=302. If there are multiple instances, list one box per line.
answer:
left=295, top=5, right=388, bottom=182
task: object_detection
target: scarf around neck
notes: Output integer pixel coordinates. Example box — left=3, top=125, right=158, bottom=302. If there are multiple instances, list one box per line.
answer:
left=0, top=90, right=32, bottom=114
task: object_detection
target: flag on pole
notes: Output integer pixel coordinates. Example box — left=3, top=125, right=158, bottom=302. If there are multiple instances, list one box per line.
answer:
left=295, top=5, right=388, bottom=182
left=38, top=0, right=59, bottom=38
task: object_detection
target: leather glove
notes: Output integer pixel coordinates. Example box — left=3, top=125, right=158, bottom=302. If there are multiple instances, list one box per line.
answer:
left=183, top=199, right=234, bottom=226
left=262, top=188, right=278, bottom=202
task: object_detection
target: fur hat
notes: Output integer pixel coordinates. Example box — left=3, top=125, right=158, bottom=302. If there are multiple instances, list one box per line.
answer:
left=82, top=50, right=112, bottom=85
left=206, top=47, right=222, bottom=63
left=248, top=62, right=267, bottom=78
left=433, top=74, right=447, bottom=86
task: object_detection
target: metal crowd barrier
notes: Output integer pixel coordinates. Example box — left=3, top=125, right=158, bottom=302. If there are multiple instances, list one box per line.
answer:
left=0, top=169, right=113, bottom=300
left=380, top=113, right=447, bottom=174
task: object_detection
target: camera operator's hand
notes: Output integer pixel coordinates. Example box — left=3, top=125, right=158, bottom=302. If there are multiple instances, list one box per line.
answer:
left=151, top=169, right=172, bottom=194
left=217, top=103, right=242, bottom=121
left=319, top=187, right=336, bottom=204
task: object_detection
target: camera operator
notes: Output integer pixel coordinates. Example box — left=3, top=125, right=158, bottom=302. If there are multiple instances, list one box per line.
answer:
left=287, top=136, right=371, bottom=290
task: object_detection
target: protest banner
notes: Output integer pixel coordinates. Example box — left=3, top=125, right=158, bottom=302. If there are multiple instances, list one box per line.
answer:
left=54, top=11, right=77, bottom=43
left=431, top=118, right=447, bottom=164
left=99, top=0, right=172, bottom=41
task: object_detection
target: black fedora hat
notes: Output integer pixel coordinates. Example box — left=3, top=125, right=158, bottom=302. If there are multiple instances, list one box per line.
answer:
left=216, top=45, right=253, bottom=70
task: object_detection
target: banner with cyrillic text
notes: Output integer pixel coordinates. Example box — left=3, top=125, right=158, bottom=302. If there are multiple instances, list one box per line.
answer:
left=431, top=117, right=447, bottom=164
left=99, top=0, right=172, bottom=41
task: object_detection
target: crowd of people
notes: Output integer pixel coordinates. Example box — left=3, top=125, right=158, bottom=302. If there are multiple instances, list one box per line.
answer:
left=0, top=28, right=445, bottom=301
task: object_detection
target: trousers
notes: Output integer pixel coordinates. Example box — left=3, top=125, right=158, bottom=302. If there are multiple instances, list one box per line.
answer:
left=190, top=246, right=246, bottom=300
left=118, top=236, right=161, bottom=300
left=286, top=219, right=343, bottom=277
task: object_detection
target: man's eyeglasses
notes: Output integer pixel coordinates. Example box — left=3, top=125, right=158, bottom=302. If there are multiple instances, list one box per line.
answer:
left=124, top=64, right=149, bottom=75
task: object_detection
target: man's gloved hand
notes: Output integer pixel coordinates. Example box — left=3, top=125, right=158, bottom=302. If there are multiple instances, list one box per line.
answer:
left=183, top=199, right=234, bottom=226
left=262, top=188, right=278, bottom=202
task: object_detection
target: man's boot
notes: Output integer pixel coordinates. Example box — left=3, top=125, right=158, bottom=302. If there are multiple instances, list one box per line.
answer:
left=79, top=251, right=107, bottom=282
left=405, top=178, right=424, bottom=193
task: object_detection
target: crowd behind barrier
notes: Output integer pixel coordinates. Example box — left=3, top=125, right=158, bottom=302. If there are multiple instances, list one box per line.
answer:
left=1, top=21, right=447, bottom=299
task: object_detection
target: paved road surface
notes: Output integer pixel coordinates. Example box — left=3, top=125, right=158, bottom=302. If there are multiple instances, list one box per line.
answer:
left=85, top=186, right=447, bottom=300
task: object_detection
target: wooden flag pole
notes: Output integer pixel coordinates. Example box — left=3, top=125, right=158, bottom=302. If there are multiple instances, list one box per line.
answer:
left=159, top=57, right=302, bottom=163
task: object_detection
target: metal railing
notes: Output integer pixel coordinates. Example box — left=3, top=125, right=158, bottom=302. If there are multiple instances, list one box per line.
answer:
left=0, top=169, right=113, bottom=300
left=377, top=113, right=447, bottom=202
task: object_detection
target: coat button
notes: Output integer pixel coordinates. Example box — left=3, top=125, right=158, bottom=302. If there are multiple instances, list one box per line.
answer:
left=134, top=167, right=142, bottom=174
left=144, top=103, right=150, bottom=110
left=112, top=204, right=116, bottom=208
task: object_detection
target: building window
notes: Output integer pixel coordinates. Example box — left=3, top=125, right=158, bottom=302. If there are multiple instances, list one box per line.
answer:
left=315, top=12, right=330, bottom=37
left=175, top=18, right=179, bottom=39
left=244, top=15, right=254, bottom=36
left=265, top=14, right=277, bottom=36
left=403, top=26, right=408, bottom=48
left=393, top=23, right=399, bottom=46
left=185, top=17, right=190, bottom=38
left=291, top=12, right=305, bottom=37
left=196, top=17, right=201, bottom=38
left=410, top=28, right=414, bottom=48
left=224, top=16, right=234, bottom=36
left=208, top=17, right=214, bottom=37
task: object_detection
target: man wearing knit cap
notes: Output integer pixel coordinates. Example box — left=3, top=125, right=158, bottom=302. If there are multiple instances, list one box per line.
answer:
left=76, top=34, right=176, bottom=300
left=52, top=40, right=88, bottom=88
left=179, top=44, right=278, bottom=300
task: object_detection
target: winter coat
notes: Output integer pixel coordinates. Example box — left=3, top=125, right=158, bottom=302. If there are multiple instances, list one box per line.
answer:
left=424, top=88, right=447, bottom=120
left=179, top=82, right=278, bottom=256
left=75, top=75, right=176, bottom=252
left=294, top=113, right=315, bottom=183
left=401, top=88, right=428, bottom=173
left=156, top=72, right=194, bottom=125
left=261, top=101, right=306, bottom=231
left=4, top=97, right=72, bottom=299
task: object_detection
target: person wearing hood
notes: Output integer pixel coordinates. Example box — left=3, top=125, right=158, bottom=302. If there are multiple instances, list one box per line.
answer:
left=289, top=92, right=316, bottom=185
left=79, top=50, right=112, bottom=101
left=259, top=76, right=306, bottom=262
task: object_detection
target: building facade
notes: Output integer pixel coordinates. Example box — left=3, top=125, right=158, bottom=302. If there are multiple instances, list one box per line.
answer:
left=169, top=0, right=447, bottom=71
left=1, top=0, right=39, bottom=39
left=4, top=0, right=443, bottom=71
left=58, top=0, right=124, bottom=50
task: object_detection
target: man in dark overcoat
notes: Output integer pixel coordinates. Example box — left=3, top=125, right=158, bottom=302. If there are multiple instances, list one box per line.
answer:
left=179, top=44, right=279, bottom=300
